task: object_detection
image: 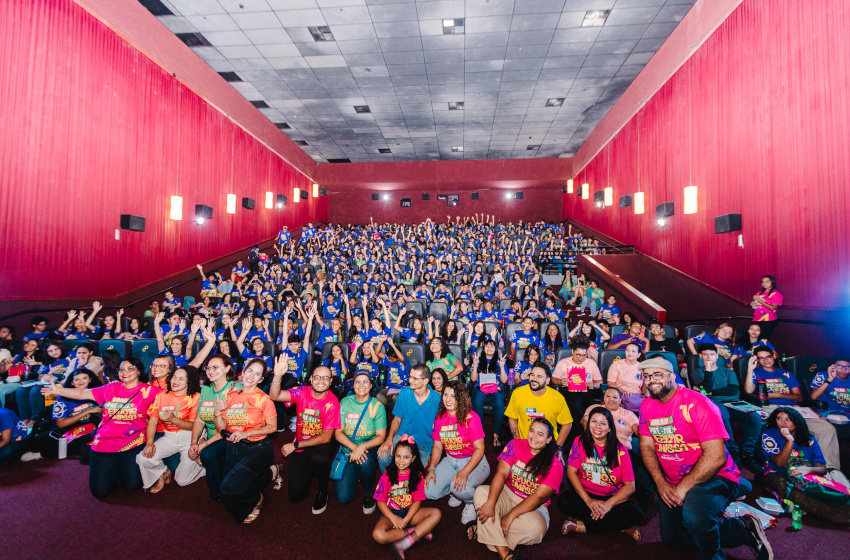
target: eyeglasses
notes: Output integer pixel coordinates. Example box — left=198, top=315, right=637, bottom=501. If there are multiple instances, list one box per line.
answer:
left=354, top=379, right=371, bottom=385
left=152, top=363, right=169, bottom=369
left=643, top=372, right=668, bottom=381
left=572, top=353, right=587, bottom=358
left=204, top=365, right=224, bottom=371
left=409, top=376, right=427, bottom=382
left=313, top=375, right=331, bottom=382
left=757, top=356, right=773, bottom=361
left=118, top=366, right=137, bottom=373
left=835, top=364, right=850, bottom=369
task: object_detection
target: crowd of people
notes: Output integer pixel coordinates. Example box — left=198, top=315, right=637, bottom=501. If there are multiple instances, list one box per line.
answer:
left=1, top=216, right=847, bottom=560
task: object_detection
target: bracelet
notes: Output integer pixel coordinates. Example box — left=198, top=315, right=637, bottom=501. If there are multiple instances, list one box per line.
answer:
left=428, top=467, right=436, bottom=472
left=271, top=380, right=281, bottom=385
left=214, top=412, right=221, bottom=417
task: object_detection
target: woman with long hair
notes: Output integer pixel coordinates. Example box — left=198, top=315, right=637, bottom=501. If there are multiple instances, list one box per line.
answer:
left=470, top=340, right=509, bottom=447
left=751, top=275, right=783, bottom=340
left=732, top=323, right=776, bottom=362
left=426, top=337, right=463, bottom=381
left=559, top=408, right=642, bottom=540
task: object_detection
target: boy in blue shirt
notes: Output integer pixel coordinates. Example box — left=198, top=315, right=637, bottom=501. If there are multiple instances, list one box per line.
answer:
left=810, top=357, right=850, bottom=418
left=23, top=316, right=50, bottom=341
left=509, top=317, right=541, bottom=356
left=597, top=295, right=621, bottom=324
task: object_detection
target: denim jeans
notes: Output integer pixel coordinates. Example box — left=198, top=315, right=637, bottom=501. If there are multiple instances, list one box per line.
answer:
left=89, top=447, right=144, bottom=499
left=14, top=385, right=46, bottom=421
left=0, top=440, right=26, bottom=464
left=200, top=438, right=228, bottom=500
left=334, top=447, right=379, bottom=505
left=472, top=387, right=505, bottom=437
left=578, top=297, right=601, bottom=315
left=718, top=404, right=763, bottom=456
left=378, top=433, right=431, bottom=473
left=658, top=475, right=751, bottom=560
left=220, top=439, right=274, bottom=522
left=424, top=454, right=491, bottom=504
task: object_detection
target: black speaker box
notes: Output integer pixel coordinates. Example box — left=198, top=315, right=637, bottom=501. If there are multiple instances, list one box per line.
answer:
left=371, top=193, right=380, bottom=200
left=119, top=214, right=145, bottom=232
left=300, top=189, right=308, bottom=200
left=714, top=213, right=742, bottom=233
left=515, top=192, right=523, bottom=199
left=594, top=191, right=604, bottom=203
left=619, top=195, right=633, bottom=208
left=656, top=202, right=674, bottom=219
left=276, top=194, right=287, bottom=207
left=242, top=197, right=255, bottom=210
left=471, top=192, right=479, bottom=200
left=319, top=188, right=326, bottom=196
left=422, top=193, right=430, bottom=200
left=195, top=204, right=213, bottom=219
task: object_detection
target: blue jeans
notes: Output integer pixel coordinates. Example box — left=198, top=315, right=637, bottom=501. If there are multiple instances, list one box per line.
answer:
left=334, top=447, right=379, bottom=505
left=0, top=440, right=26, bottom=464
left=424, top=454, right=491, bottom=504
left=472, top=387, right=505, bottom=438
left=221, top=439, right=274, bottom=522
left=200, top=438, right=228, bottom=500
left=658, top=475, right=751, bottom=560
left=578, top=297, right=601, bottom=315
left=89, top=447, right=144, bottom=499
left=378, top=433, right=431, bottom=473
left=719, top=404, right=763, bottom=457
left=14, top=385, right=46, bottom=421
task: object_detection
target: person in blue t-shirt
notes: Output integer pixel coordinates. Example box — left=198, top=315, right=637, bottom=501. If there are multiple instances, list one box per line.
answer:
left=514, top=344, right=542, bottom=386
left=315, top=316, right=344, bottom=347
left=162, top=292, right=182, bottom=312
left=686, top=323, right=735, bottom=362
left=509, top=317, right=540, bottom=356
left=278, top=312, right=314, bottom=382
left=810, top=357, right=850, bottom=417
left=0, top=407, right=28, bottom=464
left=321, top=342, right=350, bottom=387
left=469, top=340, right=509, bottom=447
left=23, top=316, right=50, bottom=342
left=475, top=299, right=502, bottom=322
left=154, top=313, right=190, bottom=367
left=232, top=260, right=249, bottom=281
left=597, top=295, right=622, bottom=324
left=541, top=298, right=567, bottom=323
left=395, top=314, right=428, bottom=344
left=375, top=337, right=409, bottom=414
left=732, top=323, right=776, bottom=362
left=278, top=226, right=291, bottom=246
left=743, top=347, right=802, bottom=405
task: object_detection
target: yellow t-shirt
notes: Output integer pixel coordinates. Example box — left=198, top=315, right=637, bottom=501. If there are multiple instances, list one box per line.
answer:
left=505, top=385, right=573, bottom=440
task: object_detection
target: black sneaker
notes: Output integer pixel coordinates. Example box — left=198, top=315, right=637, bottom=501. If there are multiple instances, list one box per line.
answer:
left=312, top=489, right=328, bottom=515
left=741, top=514, right=773, bottom=560
left=363, top=495, right=377, bottom=515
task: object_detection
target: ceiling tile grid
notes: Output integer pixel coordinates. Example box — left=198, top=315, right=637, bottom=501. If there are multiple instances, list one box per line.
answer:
left=151, top=0, right=696, bottom=162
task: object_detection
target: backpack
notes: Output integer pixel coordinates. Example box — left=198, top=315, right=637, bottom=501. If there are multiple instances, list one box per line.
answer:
left=400, top=310, right=419, bottom=330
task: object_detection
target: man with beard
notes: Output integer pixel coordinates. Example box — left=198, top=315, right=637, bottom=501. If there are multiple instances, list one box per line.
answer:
left=637, top=357, right=772, bottom=560
left=505, top=364, right=573, bottom=459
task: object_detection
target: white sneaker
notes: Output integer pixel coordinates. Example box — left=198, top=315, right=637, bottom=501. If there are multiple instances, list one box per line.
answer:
left=289, top=417, right=297, bottom=431
left=448, top=495, right=462, bottom=508
left=20, top=452, right=42, bottom=462
left=461, top=503, right=477, bottom=524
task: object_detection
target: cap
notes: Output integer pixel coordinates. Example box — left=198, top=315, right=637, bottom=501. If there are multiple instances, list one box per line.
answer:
left=637, top=356, right=674, bottom=372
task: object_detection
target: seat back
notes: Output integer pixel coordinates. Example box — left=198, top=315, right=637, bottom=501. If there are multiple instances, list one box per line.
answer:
left=554, top=347, right=573, bottom=366
left=504, top=323, right=522, bottom=348
left=610, top=325, right=628, bottom=337
left=65, top=338, right=95, bottom=355
left=319, top=341, right=350, bottom=363
left=132, top=339, right=159, bottom=371
left=733, top=356, right=750, bottom=387
left=404, top=301, right=425, bottom=318
left=684, top=325, right=711, bottom=344
left=598, top=349, right=626, bottom=381
left=399, top=343, right=426, bottom=367
left=498, top=299, right=513, bottom=312
left=429, top=302, right=448, bottom=318
left=662, top=325, right=677, bottom=339
left=99, top=340, right=130, bottom=359
left=448, top=344, right=465, bottom=369
left=783, top=356, right=831, bottom=400
left=539, top=321, right=567, bottom=341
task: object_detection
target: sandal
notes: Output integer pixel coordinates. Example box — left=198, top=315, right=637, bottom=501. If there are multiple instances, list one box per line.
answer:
left=493, top=434, right=502, bottom=448
left=149, top=470, right=172, bottom=494
left=271, top=464, right=284, bottom=490
left=622, top=526, right=642, bottom=542
left=243, top=495, right=264, bottom=524
left=465, top=520, right=478, bottom=541
left=561, top=518, right=579, bottom=535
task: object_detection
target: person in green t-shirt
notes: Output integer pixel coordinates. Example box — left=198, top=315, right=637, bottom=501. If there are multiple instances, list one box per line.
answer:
left=334, top=371, right=387, bottom=513
left=426, top=338, right=463, bottom=381
left=577, top=280, right=605, bottom=316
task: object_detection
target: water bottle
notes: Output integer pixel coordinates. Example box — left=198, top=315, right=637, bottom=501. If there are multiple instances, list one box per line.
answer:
left=791, top=504, right=802, bottom=531
left=58, top=436, right=68, bottom=460
left=756, top=379, right=770, bottom=407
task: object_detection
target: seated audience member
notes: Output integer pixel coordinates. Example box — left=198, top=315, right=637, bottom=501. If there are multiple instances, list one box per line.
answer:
left=270, top=364, right=340, bottom=515
left=334, top=372, right=387, bottom=512
left=514, top=343, right=542, bottom=386
left=568, top=319, right=609, bottom=362
left=509, top=317, right=541, bottom=357
left=424, top=381, right=490, bottom=525
left=607, top=320, right=649, bottom=352
left=372, top=436, right=442, bottom=559
left=505, top=364, right=573, bottom=457
left=23, top=316, right=50, bottom=342
left=13, top=341, right=71, bottom=429
left=540, top=323, right=567, bottom=369
left=212, top=358, right=280, bottom=523
left=692, top=344, right=762, bottom=471
left=552, top=336, right=603, bottom=414
left=809, top=357, right=850, bottom=419
left=56, top=309, right=95, bottom=340
left=153, top=313, right=191, bottom=367
left=0, top=407, right=27, bottom=465
left=560, top=407, right=643, bottom=541
left=732, top=323, right=775, bottom=362
left=469, top=340, right=509, bottom=448
left=137, top=365, right=205, bottom=493
left=637, top=356, right=772, bottom=560
left=577, top=280, right=604, bottom=317
left=744, top=347, right=841, bottom=470
left=686, top=323, right=735, bottom=363
left=374, top=336, right=409, bottom=414
left=606, top=342, right=644, bottom=413
left=426, top=337, right=463, bottom=381
left=430, top=368, right=449, bottom=396
left=647, top=321, right=684, bottom=363
left=762, top=408, right=850, bottom=524
left=42, top=357, right=161, bottom=498
left=378, top=364, right=441, bottom=472
left=469, top=419, right=564, bottom=559
left=597, top=294, right=621, bottom=324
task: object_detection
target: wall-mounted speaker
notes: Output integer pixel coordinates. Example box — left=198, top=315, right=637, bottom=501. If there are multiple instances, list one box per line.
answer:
left=562, top=185, right=568, bottom=193
left=195, top=204, right=213, bottom=219
left=300, top=189, right=308, bottom=200
left=656, top=202, right=674, bottom=219
left=276, top=194, right=287, bottom=207
left=422, top=193, right=430, bottom=200
left=242, top=197, right=255, bottom=210
left=371, top=193, right=380, bottom=200
left=714, top=213, right=742, bottom=233
left=319, top=188, right=326, bottom=196
left=471, top=192, right=479, bottom=200
left=120, top=214, right=145, bottom=232
left=619, top=195, right=632, bottom=208
left=515, top=192, right=523, bottom=200
left=594, top=191, right=604, bottom=204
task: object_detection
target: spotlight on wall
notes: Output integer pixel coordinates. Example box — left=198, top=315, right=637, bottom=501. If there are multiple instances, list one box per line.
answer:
left=656, top=202, right=674, bottom=227
left=195, top=204, right=213, bottom=221
left=505, top=193, right=511, bottom=199
left=170, top=196, right=183, bottom=220
left=293, top=187, right=300, bottom=203
left=383, top=194, right=389, bottom=200
left=195, top=217, right=206, bottom=226
left=657, top=218, right=667, bottom=227
left=582, top=184, right=589, bottom=200
left=226, top=194, right=236, bottom=214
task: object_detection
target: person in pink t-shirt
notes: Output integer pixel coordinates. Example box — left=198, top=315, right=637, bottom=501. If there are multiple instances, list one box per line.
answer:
left=43, top=357, right=161, bottom=499
left=270, top=363, right=341, bottom=515
left=424, top=381, right=490, bottom=525
left=607, top=342, right=644, bottom=413
left=372, top=436, right=442, bottom=560
left=560, top=407, right=642, bottom=540
left=470, top=418, right=564, bottom=558
left=750, top=275, right=783, bottom=340
left=637, top=356, right=772, bottom=560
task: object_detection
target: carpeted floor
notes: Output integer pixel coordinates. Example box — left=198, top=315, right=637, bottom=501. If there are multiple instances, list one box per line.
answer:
left=2, top=427, right=847, bottom=560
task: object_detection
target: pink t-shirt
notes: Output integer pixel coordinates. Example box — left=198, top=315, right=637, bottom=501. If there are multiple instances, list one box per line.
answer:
left=582, top=404, right=639, bottom=450
left=90, top=382, right=161, bottom=453
left=373, top=469, right=426, bottom=511
left=498, top=438, right=565, bottom=506
left=753, top=290, right=783, bottom=322
left=287, top=386, right=341, bottom=449
left=431, top=411, right=485, bottom=459
left=607, top=360, right=643, bottom=395
left=553, top=357, right=603, bottom=387
left=639, top=387, right=740, bottom=485
left=567, top=440, right=634, bottom=497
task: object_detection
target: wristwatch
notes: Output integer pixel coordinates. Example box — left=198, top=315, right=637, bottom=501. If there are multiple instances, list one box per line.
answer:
left=293, top=440, right=300, bottom=450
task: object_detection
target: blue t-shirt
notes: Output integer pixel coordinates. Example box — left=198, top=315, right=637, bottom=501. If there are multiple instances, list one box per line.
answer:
left=541, top=308, right=567, bottom=323
left=52, top=397, right=99, bottom=424
left=400, top=328, right=427, bottom=344
left=509, top=330, right=540, bottom=351
left=365, top=327, right=391, bottom=343
left=476, top=309, right=502, bottom=321
left=239, top=348, right=273, bottom=369
left=810, top=372, right=850, bottom=413
left=280, top=348, right=308, bottom=379
left=382, top=357, right=410, bottom=391
left=762, top=428, right=825, bottom=475
left=321, top=357, right=345, bottom=378
left=598, top=304, right=621, bottom=321
left=23, top=331, right=50, bottom=342
left=246, top=329, right=270, bottom=342
left=159, top=349, right=187, bottom=367
left=317, top=325, right=341, bottom=347
left=233, top=266, right=249, bottom=277
left=393, top=386, right=441, bottom=452
left=733, top=339, right=776, bottom=357
left=752, top=367, right=801, bottom=404
left=514, top=360, right=535, bottom=386
left=0, top=408, right=27, bottom=442
left=692, top=333, right=734, bottom=362
left=322, top=302, right=341, bottom=319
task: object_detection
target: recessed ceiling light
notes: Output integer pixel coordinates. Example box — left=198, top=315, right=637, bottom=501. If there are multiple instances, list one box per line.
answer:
left=545, top=98, right=564, bottom=107
left=527, top=145, right=540, bottom=150
left=139, top=0, right=174, bottom=17
left=250, top=100, right=270, bottom=108
left=448, top=101, right=465, bottom=110
left=378, top=148, right=391, bottom=154
left=452, top=146, right=463, bottom=152
left=218, top=71, right=242, bottom=83
left=274, top=122, right=291, bottom=130
left=442, top=18, right=465, bottom=35
left=581, top=10, right=609, bottom=27
left=354, top=105, right=371, bottom=113
left=327, top=158, right=351, bottom=163
left=294, top=140, right=309, bottom=146
left=176, top=32, right=211, bottom=47
left=308, top=26, right=335, bottom=41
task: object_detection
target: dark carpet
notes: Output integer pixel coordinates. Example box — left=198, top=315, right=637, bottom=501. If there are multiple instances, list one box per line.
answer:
left=2, top=428, right=847, bottom=560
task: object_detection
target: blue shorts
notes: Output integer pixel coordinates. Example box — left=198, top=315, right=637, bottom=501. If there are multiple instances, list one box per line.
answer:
left=380, top=506, right=409, bottom=520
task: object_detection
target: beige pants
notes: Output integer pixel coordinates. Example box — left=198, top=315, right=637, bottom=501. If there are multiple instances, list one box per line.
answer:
left=806, top=418, right=840, bottom=470
left=473, top=485, right=549, bottom=552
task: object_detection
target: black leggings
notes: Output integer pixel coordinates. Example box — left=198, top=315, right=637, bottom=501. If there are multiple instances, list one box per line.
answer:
left=287, top=441, right=338, bottom=502
left=557, top=488, right=644, bottom=533
left=89, top=447, right=144, bottom=499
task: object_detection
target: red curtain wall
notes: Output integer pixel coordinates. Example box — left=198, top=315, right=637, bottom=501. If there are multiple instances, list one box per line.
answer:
left=564, top=0, right=850, bottom=310
left=0, top=0, right=327, bottom=301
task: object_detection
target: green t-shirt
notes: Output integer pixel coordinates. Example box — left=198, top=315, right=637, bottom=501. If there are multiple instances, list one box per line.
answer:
left=340, top=395, right=386, bottom=446
left=587, top=287, right=604, bottom=300
left=428, top=353, right=458, bottom=373
left=197, top=381, right=242, bottom=439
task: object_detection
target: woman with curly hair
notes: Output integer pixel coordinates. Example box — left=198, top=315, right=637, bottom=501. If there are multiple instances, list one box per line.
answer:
left=136, top=363, right=205, bottom=493
left=424, top=381, right=490, bottom=525
left=470, top=418, right=564, bottom=559
left=761, top=407, right=850, bottom=523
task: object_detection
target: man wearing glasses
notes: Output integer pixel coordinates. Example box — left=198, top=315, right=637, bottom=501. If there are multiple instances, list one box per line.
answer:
left=810, top=357, right=850, bottom=419
left=377, top=364, right=440, bottom=472
left=744, top=347, right=841, bottom=469
left=637, top=356, right=773, bottom=560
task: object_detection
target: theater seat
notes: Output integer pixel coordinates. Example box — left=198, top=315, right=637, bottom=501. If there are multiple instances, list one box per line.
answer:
left=540, top=321, right=566, bottom=341
left=404, top=301, right=425, bottom=319
left=684, top=325, right=711, bottom=345
left=610, top=325, right=628, bottom=336
left=448, top=344, right=465, bottom=370
left=784, top=356, right=831, bottom=402
left=132, top=339, right=159, bottom=371
left=399, top=343, right=426, bottom=367
left=65, top=339, right=94, bottom=355
left=662, top=325, right=677, bottom=339
left=429, top=302, right=448, bottom=318
left=318, top=341, right=350, bottom=363
left=98, top=340, right=130, bottom=359
left=555, top=347, right=573, bottom=364
left=598, top=349, right=626, bottom=382
left=499, top=299, right=513, bottom=312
